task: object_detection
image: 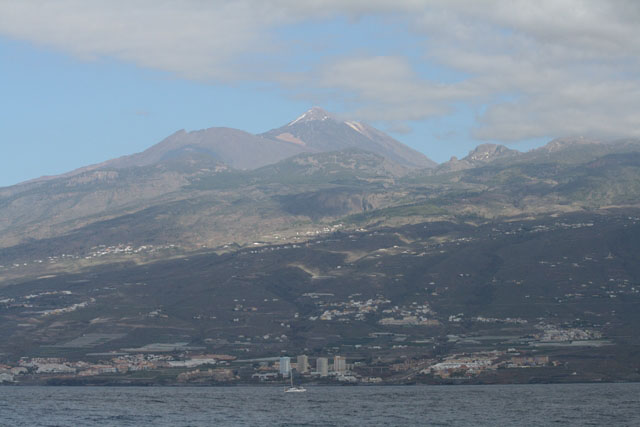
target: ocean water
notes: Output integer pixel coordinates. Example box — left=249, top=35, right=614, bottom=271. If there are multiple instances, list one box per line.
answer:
left=1, top=383, right=639, bottom=426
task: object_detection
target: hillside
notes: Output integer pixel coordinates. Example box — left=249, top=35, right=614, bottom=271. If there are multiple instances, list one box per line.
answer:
left=1, top=209, right=639, bottom=384
left=0, top=109, right=434, bottom=253
left=3, top=137, right=640, bottom=282
left=2, top=124, right=640, bottom=384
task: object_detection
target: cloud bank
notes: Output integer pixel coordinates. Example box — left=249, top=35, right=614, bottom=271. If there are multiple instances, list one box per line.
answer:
left=1, top=0, right=638, bottom=142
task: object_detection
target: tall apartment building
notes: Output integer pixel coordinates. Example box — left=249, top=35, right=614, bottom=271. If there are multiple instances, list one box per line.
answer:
left=279, top=356, right=291, bottom=376
left=316, top=357, right=328, bottom=377
left=333, top=355, right=347, bottom=374
left=297, top=355, right=309, bottom=373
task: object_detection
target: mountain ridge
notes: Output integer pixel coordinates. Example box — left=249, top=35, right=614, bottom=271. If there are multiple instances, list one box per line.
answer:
left=15, top=108, right=435, bottom=188
left=2, top=110, right=640, bottom=281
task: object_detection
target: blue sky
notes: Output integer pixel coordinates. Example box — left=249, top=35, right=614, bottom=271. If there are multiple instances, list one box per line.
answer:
left=1, top=1, right=638, bottom=187
left=1, top=39, right=312, bottom=185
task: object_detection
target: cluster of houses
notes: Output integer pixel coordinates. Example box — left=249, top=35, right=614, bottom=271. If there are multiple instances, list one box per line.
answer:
left=420, top=351, right=554, bottom=379
left=310, top=295, right=391, bottom=322
left=305, top=294, right=441, bottom=327
left=0, top=347, right=564, bottom=384
left=0, top=353, right=237, bottom=383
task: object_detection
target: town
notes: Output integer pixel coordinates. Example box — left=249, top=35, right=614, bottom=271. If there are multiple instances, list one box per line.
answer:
left=1, top=348, right=563, bottom=386
left=0, top=213, right=637, bottom=386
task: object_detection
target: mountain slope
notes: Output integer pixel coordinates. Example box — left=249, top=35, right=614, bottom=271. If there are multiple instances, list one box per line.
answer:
left=0, top=149, right=411, bottom=267
left=0, top=152, right=230, bottom=249
left=4, top=113, right=640, bottom=287
left=260, top=107, right=436, bottom=169
left=2, top=208, right=639, bottom=386
left=103, top=127, right=307, bottom=170
left=0, top=107, right=438, bottom=251
left=23, top=107, right=434, bottom=188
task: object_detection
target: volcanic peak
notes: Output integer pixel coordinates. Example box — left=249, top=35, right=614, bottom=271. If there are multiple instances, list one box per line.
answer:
left=288, top=107, right=333, bottom=126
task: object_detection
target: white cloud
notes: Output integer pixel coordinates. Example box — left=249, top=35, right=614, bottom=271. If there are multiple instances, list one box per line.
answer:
left=1, top=0, right=639, bottom=142
left=316, top=56, right=484, bottom=121
left=417, top=1, right=640, bottom=141
left=0, top=0, right=289, bottom=80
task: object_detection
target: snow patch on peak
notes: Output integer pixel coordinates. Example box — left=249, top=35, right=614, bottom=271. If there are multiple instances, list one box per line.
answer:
left=345, top=121, right=373, bottom=138
left=288, top=107, right=331, bottom=126
left=288, top=112, right=308, bottom=126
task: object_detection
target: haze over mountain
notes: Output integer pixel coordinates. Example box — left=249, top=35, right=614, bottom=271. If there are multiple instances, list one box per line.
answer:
left=27, top=107, right=435, bottom=185
left=0, top=108, right=432, bottom=255
left=2, top=108, right=640, bottom=290
left=1, top=114, right=639, bottom=275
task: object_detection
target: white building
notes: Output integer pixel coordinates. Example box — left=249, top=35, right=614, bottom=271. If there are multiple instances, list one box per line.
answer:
left=297, top=355, right=309, bottom=373
left=279, top=356, right=291, bottom=376
left=333, top=355, right=347, bottom=373
left=316, top=357, right=328, bottom=377
left=35, top=363, right=76, bottom=374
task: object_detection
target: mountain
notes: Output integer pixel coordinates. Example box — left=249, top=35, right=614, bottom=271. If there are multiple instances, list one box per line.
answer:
left=464, top=143, right=520, bottom=163
left=522, top=137, right=640, bottom=164
left=0, top=108, right=440, bottom=256
left=434, top=137, right=640, bottom=176
left=26, top=108, right=434, bottom=186
left=41, top=127, right=307, bottom=178
left=0, top=148, right=410, bottom=268
left=3, top=132, right=640, bottom=266
left=436, top=143, right=521, bottom=173
left=2, top=126, right=640, bottom=385
left=3, top=136, right=640, bottom=282
left=260, top=107, right=436, bottom=169
left=108, top=128, right=307, bottom=170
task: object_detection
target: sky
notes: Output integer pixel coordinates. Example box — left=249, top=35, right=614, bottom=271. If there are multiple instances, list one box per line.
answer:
left=1, top=0, right=639, bottom=187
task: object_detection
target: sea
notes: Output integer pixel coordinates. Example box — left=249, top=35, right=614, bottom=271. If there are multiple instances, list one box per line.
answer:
left=1, top=383, right=639, bottom=426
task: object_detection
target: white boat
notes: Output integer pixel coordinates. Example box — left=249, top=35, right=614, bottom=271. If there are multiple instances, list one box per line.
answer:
left=284, top=371, right=306, bottom=393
